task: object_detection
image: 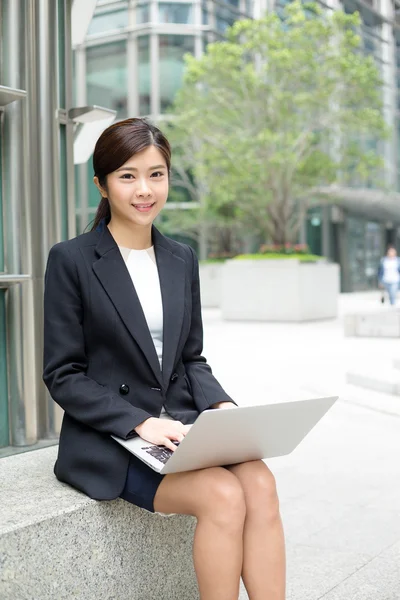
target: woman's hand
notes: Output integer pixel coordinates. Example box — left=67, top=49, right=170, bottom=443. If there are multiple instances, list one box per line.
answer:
left=134, top=418, right=190, bottom=452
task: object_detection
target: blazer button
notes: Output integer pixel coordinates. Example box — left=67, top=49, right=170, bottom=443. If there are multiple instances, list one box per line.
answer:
left=119, top=384, right=129, bottom=395
left=170, top=373, right=178, bottom=383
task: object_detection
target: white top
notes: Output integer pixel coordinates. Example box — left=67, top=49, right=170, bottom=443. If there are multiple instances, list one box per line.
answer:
left=382, top=257, right=400, bottom=284
left=120, top=246, right=164, bottom=369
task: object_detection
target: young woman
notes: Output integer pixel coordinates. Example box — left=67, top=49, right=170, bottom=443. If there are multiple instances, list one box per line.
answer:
left=43, top=118, right=286, bottom=600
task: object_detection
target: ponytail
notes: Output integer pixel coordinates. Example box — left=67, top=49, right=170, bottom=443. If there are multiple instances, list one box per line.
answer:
left=91, top=197, right=111, bottom=232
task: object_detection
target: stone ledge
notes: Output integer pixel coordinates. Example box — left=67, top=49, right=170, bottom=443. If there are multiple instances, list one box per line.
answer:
left=344, top=311, right=400, bottom=338
left=0, top=446, right=198, bottom=600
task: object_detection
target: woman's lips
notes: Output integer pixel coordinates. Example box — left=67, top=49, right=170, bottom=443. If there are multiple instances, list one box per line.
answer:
left=133, top=202, right=155, bottom=213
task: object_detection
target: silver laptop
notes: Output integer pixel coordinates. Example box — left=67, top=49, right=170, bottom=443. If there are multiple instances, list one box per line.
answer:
left=112, top=396, right=338, bottom=474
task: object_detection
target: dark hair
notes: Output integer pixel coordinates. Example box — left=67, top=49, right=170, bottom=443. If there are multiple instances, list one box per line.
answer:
left=90, top=118, right=171, bottom=231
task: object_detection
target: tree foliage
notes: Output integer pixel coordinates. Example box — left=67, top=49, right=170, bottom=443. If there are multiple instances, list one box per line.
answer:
left=164, top=1, right=387, bottom=248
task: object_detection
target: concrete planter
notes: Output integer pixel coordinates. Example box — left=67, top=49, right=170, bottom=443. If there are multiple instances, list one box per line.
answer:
left=199, top=262, right=224, bottom=308
left=221, top=258, right=340, bottom=321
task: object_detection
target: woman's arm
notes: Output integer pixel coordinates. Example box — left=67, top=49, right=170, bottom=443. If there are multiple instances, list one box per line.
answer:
left=43, top=243, right=152, bottom=439
left=182, top=246, right=236, bottom=412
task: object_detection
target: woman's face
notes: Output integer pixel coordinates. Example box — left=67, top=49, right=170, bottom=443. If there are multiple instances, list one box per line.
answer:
left=388, top=248, right=397, bottom=258
left=94, top=145, right=169, bottom=228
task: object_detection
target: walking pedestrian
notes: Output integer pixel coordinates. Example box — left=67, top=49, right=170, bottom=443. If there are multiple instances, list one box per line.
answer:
left=378, top=245, right=400, bottom=306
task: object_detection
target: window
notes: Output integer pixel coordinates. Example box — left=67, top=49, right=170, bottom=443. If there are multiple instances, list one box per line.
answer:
left=159, top=35, right=195, bottom=112
left=138, top=36, right=151, bottom=115
left=136, top=3, right=150, bottom=24
left=87, top=42, right=128, bottom=119
left=159, top=3, right=193, bottom=24
left=215, top=6, right=237, bottom=33
left=87, top=7, right=128, bottom=35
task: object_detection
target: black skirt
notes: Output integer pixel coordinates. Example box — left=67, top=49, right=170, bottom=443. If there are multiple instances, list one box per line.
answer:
left=120, top=453, right=165, bottom=513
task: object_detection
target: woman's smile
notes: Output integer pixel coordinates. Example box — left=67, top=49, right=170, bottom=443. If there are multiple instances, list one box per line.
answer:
left=132, top=202, right=156, bottom=213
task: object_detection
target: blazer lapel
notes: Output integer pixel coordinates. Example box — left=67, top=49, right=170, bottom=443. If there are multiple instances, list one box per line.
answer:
left=152, top=227, right=186, bottom=387
left=92, top=226, right=163, bottom=386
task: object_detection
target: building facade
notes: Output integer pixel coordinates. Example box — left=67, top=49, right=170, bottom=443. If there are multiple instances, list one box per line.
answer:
left=74, top=0, right=400, bottom=293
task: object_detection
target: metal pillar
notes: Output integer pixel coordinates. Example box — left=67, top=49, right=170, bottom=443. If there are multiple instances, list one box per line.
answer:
left=1, top=0, right=74, bottom=446
left=2, top=0, right=38, bottom=446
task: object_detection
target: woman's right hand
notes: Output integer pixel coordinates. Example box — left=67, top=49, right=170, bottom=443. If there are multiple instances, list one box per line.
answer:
left=134, top=418, right=190, bottom=452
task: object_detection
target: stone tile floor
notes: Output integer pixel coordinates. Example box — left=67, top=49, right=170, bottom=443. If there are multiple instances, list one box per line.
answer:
left=201, top=292, right=400, bottom=600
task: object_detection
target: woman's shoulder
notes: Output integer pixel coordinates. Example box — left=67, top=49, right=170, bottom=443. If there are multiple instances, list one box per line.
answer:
left=48, top=231, right=101, bottom=264
left=50, top=230, right=100, bottom=253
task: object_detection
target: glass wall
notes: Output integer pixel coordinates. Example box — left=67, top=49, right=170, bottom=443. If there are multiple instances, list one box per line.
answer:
left=159, top=35, right=195, bottom=112
left=342, top=0, right=386, bottom=188
left=395, top=25, right=400, bottom=190
left=87, top=5, right=128, bottom=34
left=136, top=2, right=150, bottom=23
left=138, top=35, right=151, bottom=115
left=87, top=41, right=128, bottom=118
left=306, top=208, right=323, bottom=256
left=159, top=3, right=194, bottom=23
left=345, top=216, right=382, bottom=291
left=0, top=125, right=8, bottom=447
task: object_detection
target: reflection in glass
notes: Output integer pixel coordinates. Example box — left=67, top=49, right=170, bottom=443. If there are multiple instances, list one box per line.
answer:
left=87, top=42, right=128, bottom=119
left=159, top=3, right=193, bottom=24
left=137, top=3, right=150, bottom=24
left=159, top=35, right=195, bottom=112
left=138, top=36, right=151, bottom=115
left=216, top=6, right=237, bottom=33
left=87, top=8, right=128, bottom=35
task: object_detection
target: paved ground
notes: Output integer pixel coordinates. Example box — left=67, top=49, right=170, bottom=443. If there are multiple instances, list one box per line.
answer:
left=201, top=292, right=400, bottom=600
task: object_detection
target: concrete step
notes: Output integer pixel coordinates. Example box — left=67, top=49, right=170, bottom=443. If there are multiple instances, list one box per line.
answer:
left=346, top=366, right=400, bottom=396
left=344, top=310, right=400, bottom=338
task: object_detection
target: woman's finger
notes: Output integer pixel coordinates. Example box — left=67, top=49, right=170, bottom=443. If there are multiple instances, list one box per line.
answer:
left=162, top=437, right=178, bottom=452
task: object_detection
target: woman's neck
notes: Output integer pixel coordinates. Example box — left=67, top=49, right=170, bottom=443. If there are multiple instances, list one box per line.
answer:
left=107, top=219, right=153, bottom=250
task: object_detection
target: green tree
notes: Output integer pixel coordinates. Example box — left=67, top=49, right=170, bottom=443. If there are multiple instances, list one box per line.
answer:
left=167, top=1, right=387, bottom=248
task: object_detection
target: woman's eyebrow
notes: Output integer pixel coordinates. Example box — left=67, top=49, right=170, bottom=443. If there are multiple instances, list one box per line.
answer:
left=116, top=165, right=166, bottom=172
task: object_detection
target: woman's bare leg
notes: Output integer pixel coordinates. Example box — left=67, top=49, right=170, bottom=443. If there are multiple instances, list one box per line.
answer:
left=227, top=461, right=286, bottom=600
left=154, top=466, right=246, bottom=600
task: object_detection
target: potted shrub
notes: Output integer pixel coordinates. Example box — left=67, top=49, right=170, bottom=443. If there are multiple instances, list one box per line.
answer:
left=221, top=244, right=340, bottom=322
left=199, top=253, right=235, bottom=308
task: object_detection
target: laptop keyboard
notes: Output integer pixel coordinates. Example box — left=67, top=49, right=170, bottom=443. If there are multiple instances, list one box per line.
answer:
left=141, top=441, right=180, bottom=464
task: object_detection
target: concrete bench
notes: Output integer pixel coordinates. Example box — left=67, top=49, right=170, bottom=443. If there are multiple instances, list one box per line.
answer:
left=344, top=310, right=400, bottom=338
left=0, top=446, right=199, bottom=600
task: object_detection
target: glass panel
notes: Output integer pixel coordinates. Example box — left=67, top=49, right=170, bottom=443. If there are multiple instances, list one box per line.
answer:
left=137, top=3, right=150, bottom=24
left=347, top=216, right=367, bottom=291
left=88, top=7, right=128, bottom=35
left=202, top=1, right=208, bottom=25
left=216, top=6, right=237, bottom=33
left=59, top=125, right=68, bottom=240
left=58, top=0, right=66, bottom=108
left=159, top=3, right=193, bottom=24
left=159, top=35, right=195, bottom=112
left=0, top=125, right=4, bottom=272
left=138, top=35, right=151, bottom=115
left=365, top=221, right=382, bottom=288
left=0, top=130, right=7, bottom=447
left=306, top=207, right=322, bottom=256
left=0, top=290, right=8, bottom=447
left=87, top=42, right=128, bottom=119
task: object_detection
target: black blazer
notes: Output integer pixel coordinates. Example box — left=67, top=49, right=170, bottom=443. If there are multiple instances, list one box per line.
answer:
left=43, top=223, right=233, bottom=500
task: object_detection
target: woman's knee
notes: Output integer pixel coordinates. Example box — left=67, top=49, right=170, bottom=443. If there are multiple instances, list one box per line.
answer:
left=196, top=468, right=246, bottom=529
left=233, top=461, right=280, bottom=520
